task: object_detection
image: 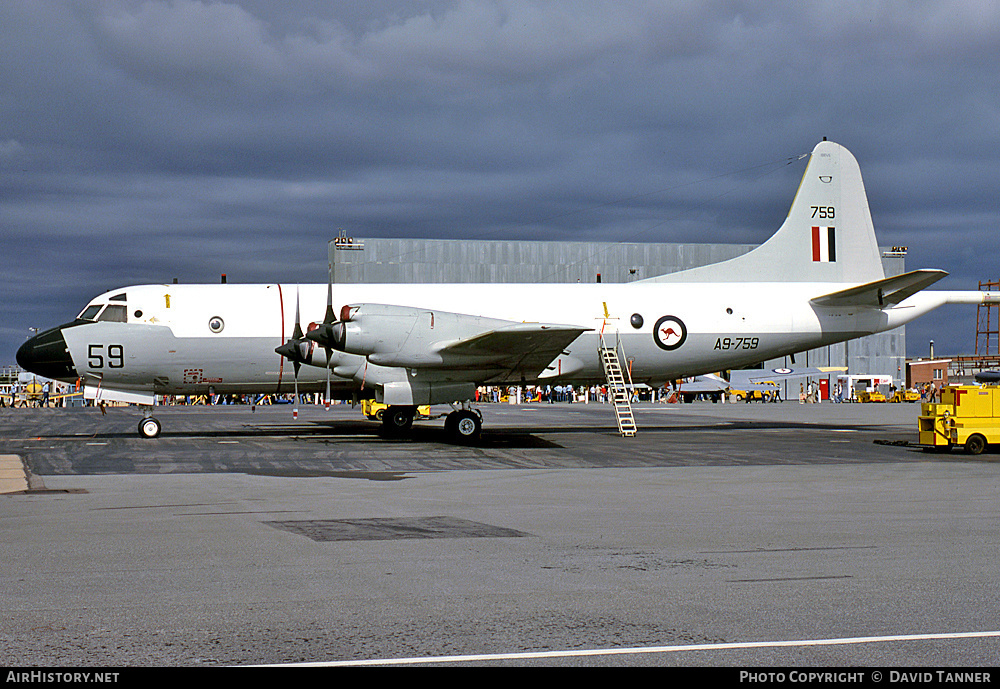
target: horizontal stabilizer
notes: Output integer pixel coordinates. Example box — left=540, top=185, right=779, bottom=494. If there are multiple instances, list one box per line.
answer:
left=810, top=269, right=948, bottom=308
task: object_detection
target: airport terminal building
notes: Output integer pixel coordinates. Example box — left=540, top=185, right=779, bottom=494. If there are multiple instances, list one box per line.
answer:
left=330, top=236, right=907, bottom=391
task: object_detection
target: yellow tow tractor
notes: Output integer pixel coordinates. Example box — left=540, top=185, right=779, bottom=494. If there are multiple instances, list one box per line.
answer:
left=857, top=390, right=887, bottom=403
left=890, top=389, right=921, bottom=403
left=918, top=373, right=1000, bottom=455
left=361, top=399, right=431, bottom=422
left=730, top=383, right=779, bottom=402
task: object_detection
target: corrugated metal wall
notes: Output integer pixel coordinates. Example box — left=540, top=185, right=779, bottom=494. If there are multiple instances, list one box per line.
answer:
left=330, top=237, right=757, bottom=284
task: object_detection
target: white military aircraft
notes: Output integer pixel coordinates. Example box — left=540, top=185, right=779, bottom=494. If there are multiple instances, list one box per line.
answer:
left=16, top=140, right=999, bottom=441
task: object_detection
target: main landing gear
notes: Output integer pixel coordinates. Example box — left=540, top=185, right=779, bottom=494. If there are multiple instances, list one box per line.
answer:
left=444, top=408, right=482, bottom=443
left=380, top=405, right=416, bottom=435
left=379, top=404, right=482, bottom=443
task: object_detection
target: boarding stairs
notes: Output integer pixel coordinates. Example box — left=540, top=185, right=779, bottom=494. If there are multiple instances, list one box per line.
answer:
left=599, top=334, right=637, bottom=437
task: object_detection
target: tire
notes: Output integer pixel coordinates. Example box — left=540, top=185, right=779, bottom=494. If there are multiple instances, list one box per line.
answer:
left=447, top=410, right=481, bottom=443
left=965, top=434, right=987, bottom=456
left=381, top=406, right=415, bottom=435
left=138, top=417, right=161, bottom=439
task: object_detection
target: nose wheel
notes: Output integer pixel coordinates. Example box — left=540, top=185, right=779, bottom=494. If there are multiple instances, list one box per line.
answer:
left=138, top=416, right=161, bottom=439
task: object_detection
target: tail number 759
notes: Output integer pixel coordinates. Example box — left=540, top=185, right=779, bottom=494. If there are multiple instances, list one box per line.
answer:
left=88, top=344, right=125, bottom=369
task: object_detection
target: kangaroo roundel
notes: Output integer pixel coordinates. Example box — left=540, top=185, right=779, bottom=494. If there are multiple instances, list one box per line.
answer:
left=653, top=315, right=687, bottom=351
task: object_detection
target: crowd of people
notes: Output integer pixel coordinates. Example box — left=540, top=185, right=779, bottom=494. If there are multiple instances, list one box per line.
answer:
left=0, top=379, right=945, bottom=409
left=473, top=384, right=660, bottom=404
left=1, top=380, right=63, bottom=407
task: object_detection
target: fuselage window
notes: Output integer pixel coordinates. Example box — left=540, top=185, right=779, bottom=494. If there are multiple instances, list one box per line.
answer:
left=79, top=305, right=103, bottom=321
left=97, top=304, right=128, bottom=323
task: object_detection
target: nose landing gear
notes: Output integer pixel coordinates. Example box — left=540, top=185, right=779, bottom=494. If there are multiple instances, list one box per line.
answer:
left=138, top=415, right=161, bottom=439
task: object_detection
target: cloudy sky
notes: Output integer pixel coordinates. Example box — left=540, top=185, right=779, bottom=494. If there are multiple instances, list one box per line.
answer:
left=3, top=0, right=998, bottom=362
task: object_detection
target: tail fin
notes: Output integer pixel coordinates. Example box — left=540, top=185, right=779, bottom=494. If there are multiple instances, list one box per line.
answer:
left=643, top=140, right=885, bottom=284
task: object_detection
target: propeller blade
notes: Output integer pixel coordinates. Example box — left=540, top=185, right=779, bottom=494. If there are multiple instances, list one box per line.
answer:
left=324, top=364, right=331, bottom=411
left=292, top=286, right=302, bottom=419
left=323, top=263, right=334, bottom=410
left=292, top=286, right=303, bottom=341
left=324, top=262, right=336, bottom=324
left=275, top=286, right=309, bottom=361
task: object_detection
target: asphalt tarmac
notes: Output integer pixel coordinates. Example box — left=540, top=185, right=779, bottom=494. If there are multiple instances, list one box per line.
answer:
left=1, top=400, right=998, bottom=668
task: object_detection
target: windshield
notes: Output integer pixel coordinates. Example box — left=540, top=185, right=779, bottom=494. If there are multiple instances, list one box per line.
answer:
left=78, top=305, right=103, bottom=321
left=97, top=304, right=127, bottom=323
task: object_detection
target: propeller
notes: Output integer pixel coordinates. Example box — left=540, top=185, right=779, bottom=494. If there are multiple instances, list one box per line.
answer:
left=274, top=287, right=310, bottom=419
left=304, top=263, right=351, bottom=410
left=321, top=271, right=335, bottom=410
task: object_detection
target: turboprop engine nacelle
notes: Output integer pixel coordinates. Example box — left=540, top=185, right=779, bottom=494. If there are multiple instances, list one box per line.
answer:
left=324, top=304, right=513, bottom=368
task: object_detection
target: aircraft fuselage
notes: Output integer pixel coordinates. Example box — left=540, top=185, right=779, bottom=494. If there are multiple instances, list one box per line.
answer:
left=24, top=280, right=945, bottom=398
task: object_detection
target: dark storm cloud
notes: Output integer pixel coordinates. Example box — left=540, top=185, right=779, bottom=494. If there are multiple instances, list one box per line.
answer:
left=2, top=0, right=999, bottom=359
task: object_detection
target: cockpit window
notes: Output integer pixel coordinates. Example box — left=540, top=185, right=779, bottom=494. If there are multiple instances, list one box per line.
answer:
left=79, top=305, right=103, bottom=321
left=109, top=293, right=127, bottom=302
left=97, top=304, right=128, bottom=323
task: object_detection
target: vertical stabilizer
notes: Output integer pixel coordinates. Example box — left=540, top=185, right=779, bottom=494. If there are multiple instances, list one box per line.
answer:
left=644, top=140, right=885, bottom=284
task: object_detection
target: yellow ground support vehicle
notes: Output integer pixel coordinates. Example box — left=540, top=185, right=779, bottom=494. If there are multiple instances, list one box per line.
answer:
left=890, top=389, right=921, bottom=403
left=730, top=385, right=778, bottom=402
left=918, top=384, right=1000, bottom=455
left=857, top=390, right=887, bottom=403
left=361, top=399, right=431, bottom=421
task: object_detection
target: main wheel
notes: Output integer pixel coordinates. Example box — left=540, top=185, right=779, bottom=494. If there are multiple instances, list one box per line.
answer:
left=381, top=405, right=415, bottom=436
left=965, top=434, right=988, bottom=456
left=446, top=410, right=482, bottom=443
left=138, top=416, right=161, bottom=439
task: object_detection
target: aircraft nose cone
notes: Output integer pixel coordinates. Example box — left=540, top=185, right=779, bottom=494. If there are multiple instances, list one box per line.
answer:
left=16, top=326, right=78, bottom=380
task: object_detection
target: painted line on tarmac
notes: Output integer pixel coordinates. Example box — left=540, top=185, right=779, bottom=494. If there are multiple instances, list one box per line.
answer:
left=0, top=455, right=28, bottom=494
left=276, top=630, right=1000, bottom=667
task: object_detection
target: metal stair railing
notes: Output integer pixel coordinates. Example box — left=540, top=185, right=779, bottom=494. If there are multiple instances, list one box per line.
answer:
left=599, top=332, right=637, bottom=437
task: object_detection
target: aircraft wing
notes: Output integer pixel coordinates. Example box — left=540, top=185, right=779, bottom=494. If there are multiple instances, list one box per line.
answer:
left=436, top=323, right=589, bottom=371
left=733, top=366, right=847, bottom=389
left=810, top=269, right=948, bottom=308
left=675, top=374, right=729, bottom=393
left=677, top=366, right=848, bottom=394
left=437, top=323, right=589, bottom=364
left=326, top=303, right=590, bottom=379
